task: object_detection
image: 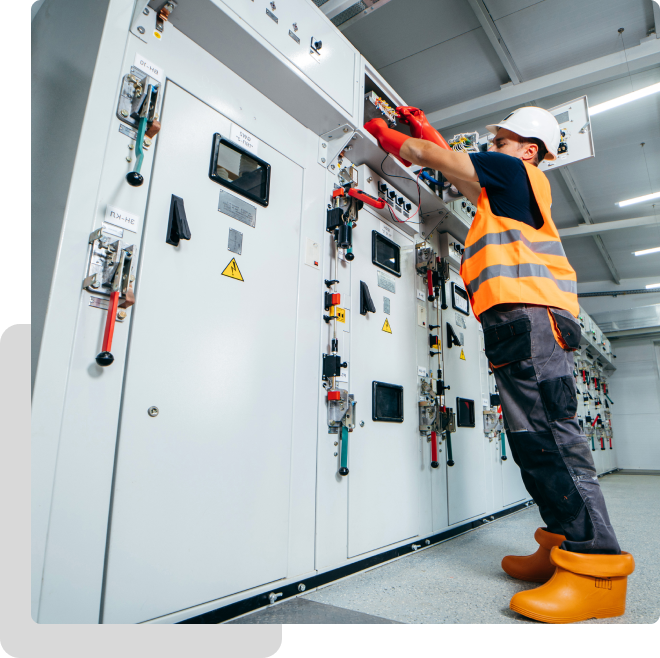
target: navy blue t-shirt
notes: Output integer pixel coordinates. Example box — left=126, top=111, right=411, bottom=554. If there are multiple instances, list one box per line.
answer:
left=468, top=151, right=544, bottom=230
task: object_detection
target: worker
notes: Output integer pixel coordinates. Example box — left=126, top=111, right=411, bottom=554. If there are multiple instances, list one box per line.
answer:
left=365, top=107, right=634, bottom=624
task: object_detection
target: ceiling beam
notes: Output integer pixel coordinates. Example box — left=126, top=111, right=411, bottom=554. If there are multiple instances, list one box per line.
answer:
left=559, top=215, right=660, bottom=238
left=654, top=0, right=660, bottom=38
left=467, top=0, right=522, bottom=84
left=559, top=168, right=621, bottom=284
left=426, top=37, right=660, bottom=129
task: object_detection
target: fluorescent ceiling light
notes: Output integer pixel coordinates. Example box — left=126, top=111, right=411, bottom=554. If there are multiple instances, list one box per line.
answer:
left=617, top=191, right=660, bottom=207
left=634, top=246, right=660, bottom=256
left=646, top=283, right=660, bottom=289
left=590, top=82, right=660, bottom=116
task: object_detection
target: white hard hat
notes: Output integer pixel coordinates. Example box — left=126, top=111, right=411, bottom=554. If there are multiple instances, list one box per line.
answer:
left=486, top=106, right=560, bottom=161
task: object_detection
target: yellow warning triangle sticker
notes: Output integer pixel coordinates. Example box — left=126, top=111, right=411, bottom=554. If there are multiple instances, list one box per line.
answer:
left=460, top=348, right=466, bottom=360
left=382, top=318, right=392, bottom=334
left=221, top=258, right=244, bottom=281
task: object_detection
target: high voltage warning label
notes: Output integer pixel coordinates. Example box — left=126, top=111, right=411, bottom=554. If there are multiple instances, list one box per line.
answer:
left=222, top=258, right=244, bottom=281
left=382, top=318, right=392, bottom=334
left=460, top=348, right=466, bottom=360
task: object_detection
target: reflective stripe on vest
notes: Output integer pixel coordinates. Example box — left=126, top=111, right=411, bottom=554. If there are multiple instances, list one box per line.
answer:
left=460, top=161, right=579, bottom=320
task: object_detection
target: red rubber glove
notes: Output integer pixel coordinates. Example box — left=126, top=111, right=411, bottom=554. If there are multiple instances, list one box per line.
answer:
left=363, top=118, right=412, bottom=167
left=397, top=106, right=451, bottom=151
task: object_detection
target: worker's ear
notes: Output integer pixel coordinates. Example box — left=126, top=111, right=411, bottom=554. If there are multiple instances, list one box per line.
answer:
left=522, top=141, right=539, bottom=164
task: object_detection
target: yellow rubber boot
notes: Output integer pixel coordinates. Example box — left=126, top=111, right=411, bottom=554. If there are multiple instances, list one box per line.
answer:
left=502, top=528, right=566, bottom=583
left=510, top=547, right=635, bottom=624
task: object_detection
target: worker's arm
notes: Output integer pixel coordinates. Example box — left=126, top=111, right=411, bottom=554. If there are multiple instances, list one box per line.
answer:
left=442, top=174, right=482, bottom=207
left=400, top=138, right=478, bottom=183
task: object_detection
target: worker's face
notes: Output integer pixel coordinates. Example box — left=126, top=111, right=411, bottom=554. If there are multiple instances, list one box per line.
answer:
left=489, top=128, right=539, bottom=163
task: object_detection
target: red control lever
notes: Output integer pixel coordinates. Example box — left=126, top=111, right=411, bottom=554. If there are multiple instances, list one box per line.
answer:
left=591, top=414, right=600, bottom=427
left=426, top=270, right=435, bottom=301
left=347, top=187, right=386, bottom=209
left=430, top=431, right=439, bottom=469
left=96, top=291, right=120, bottom=367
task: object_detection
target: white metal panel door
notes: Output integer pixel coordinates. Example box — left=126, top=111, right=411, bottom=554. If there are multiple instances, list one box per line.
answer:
left=443, top=270, right=488, bottom=526
left=347, top=211, right=420, bottom=558
left=102, top=83, right=303, bottom=623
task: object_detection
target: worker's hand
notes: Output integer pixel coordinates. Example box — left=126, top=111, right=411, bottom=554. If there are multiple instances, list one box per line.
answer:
left=396, top=106, right=425, bottom=139
left=363, top=118, right=412, bottom=167
left=396, top=106, right=451, bottom=151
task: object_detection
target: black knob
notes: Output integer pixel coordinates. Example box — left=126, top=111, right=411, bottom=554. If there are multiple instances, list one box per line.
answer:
left=388, top=190, right=396, bottom=199
left=95, top=351, right=114, bottom=367
left=339, top=467, right=349, bottom=476
left=447, top=460, right=455, bottom=467
left=431, top=461, right=440, bottom=469
left=405, top=203, right=412, bottom=211
left=397, top=196, right=404, bottom=205
left=314, top=40, right=322, bottom=50
left=461, top=201, right=466, bottom=208
left=126, top=171, right=144, bottom=187
left=340, top=362, right=348, bottom=369
left=345, top=251, right=355, bottom=261
left=471, top=211, right=476, bottom=217
left=379, top=183, right=387, bottom=192
left=501, top=456, right=508, bottom=461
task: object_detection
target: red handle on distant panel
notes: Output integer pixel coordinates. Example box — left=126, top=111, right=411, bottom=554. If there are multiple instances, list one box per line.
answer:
left=95, top=291, right=119, bottom=367
left=426, top=270, right=435, bottom=301
left=347, top=187, right=386, bottom=209
left=600, top=435, right=605, bottom=450
left=591, top=413, right=600, bottom=427
left=430, top=431, right=439, bottom=468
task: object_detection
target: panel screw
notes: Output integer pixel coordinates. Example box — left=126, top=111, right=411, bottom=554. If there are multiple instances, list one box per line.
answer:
left=359, top=421, right=364, bottom=427
left=366, top=177, right=372, bottom=183
left=126, top=156, right=133, bottom=162
left=128, top=143, right=134, bottom=150
left=120, top=109, right=129, bottom=117
left=293, top=23, right=298, bottom=32
left=143, top=137, right=152, bottom=147
left=425, top=539, right=430, bottom=545
left=298, top=583, right=306, bottom=592
left=117, top=310, right=127, bottom=320
left=143, top=7, right=149, bottom=15
left=334, top=441, right=338, bottom=446
left=343, top=127, right=350, bottom=133
left=148, top=406, right=159, bottom=417
left=352, top=134, right=358, bottom=140
left=137, top=26, right=145, bottom=34
left=334, top=452, right=338, bottom=456
left=330, top=164, right=335, bottom=170
left=130, top=274, right=136, bottom=282
left=322, top=143, right=327, bottom=148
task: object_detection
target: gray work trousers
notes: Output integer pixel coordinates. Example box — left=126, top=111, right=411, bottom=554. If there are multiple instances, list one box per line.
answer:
left=480, top=303, right=620, bottom=555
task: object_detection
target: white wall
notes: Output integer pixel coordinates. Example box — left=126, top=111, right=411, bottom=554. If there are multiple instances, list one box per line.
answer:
left=607, top=337, right=660, bottom=471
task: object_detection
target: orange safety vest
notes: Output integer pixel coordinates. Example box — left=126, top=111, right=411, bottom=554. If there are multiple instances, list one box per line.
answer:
left=459, top=162, right=579, bottom=321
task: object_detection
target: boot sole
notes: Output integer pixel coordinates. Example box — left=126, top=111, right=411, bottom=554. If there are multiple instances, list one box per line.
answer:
left=510, top=602, right=626, bottom=624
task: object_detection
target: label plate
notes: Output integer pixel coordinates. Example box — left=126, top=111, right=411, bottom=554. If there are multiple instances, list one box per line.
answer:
left=218, top=190, right=256, bottom=228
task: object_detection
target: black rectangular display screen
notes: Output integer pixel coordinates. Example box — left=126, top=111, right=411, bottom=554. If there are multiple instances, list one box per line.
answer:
left=456, top=397, right=475, bottom=427
left=372, top=231, right=401, bottom=277
left=373, top=382, right=404, bottom=422
left=209, top=133, right=271, bottom=207
left=452, top=282, right=470, bottom=316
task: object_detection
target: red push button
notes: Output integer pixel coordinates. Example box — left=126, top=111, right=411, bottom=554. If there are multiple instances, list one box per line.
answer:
left=327, top=390, right=341, bottom=400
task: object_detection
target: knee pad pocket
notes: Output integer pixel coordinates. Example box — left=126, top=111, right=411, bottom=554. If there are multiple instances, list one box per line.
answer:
left=539, top=375, right=577, bottom=421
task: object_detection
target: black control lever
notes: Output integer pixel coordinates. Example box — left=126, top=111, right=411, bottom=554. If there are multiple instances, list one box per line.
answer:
left=446, top=322, right=462, bottom=348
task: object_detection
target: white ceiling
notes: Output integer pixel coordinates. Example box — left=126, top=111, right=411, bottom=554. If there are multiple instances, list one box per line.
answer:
left=320, top=0, right=660, bottom=287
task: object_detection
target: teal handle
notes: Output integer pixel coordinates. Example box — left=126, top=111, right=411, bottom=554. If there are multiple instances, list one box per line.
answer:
left=500, top=431, right=507, bottom=461
left=339, top=426, right=349, bottom=476
left=591, top=435, right=595, bottom=451
left=134, top=115, right=148, bottom=174
left=605, top=393, right=614, bottom=405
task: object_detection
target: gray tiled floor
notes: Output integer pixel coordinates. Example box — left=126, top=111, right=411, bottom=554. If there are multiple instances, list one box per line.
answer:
left=297, top=473, right=659, bottom=624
